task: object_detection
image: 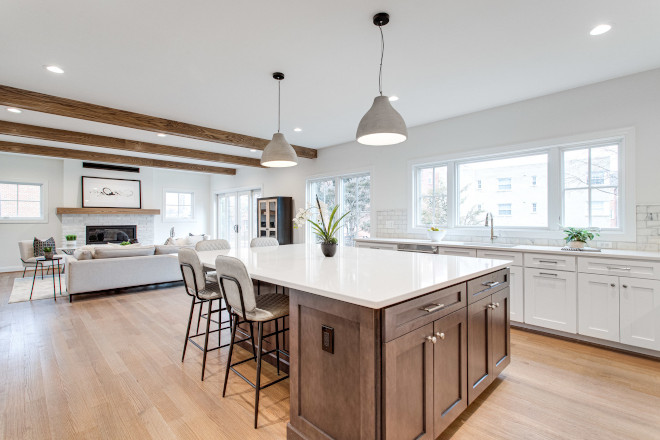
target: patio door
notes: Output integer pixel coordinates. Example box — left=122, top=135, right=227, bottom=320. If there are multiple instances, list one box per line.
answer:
left=216, top=189, right=261, bottom=249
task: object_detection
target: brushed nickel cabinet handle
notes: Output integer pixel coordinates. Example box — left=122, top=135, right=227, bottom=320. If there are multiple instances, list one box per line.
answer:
left=436, top=332, right=446, bottom=340
left=426, top=335, right=437, bottom=344
left=481, top=281, right=502, bottom=288
left=610, top=283, right=616, bottom=287
left=539, top=272, right=558, bottom=277
left=606, top=266, right=632, bottom=271
left=421, top=303, right=445, bottom=313
left=538, top=259, right=558, bottom=264
left=622, top=284, right=628, bottom=288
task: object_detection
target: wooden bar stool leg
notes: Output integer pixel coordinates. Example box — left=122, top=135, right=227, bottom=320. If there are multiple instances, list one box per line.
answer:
left=223, top=314, right=238, bottom=397
left=182, top=295, right=196, bottom=362
left=254, top=321, right=264, bottom=429
left=201, top=299, right=213, bottom=381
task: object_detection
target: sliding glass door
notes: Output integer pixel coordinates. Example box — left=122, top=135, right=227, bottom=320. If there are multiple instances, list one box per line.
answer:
left=216, top=188, right=261, bottom=249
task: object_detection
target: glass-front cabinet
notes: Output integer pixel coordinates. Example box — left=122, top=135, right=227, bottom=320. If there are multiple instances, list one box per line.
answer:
left=257, top=197, right=292, bottom=244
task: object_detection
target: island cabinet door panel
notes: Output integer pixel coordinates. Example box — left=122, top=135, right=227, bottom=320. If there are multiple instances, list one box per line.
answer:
left=491, top=288, right=511, bottom=377
left=433, top=309, right=468, bottom=437
left=620, top=277, right=660, bottom=350
left=523, top=268, right=577, bottom=333
left=577, top=274, right=620, bottom=342
left=383, top=324, right=434, bottom=440
left=509, top=266, right=524, bottom=323
left=467, top=295, right=493, bottom=404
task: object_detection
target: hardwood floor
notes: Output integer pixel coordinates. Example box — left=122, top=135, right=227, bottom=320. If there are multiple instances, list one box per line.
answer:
left=0, top=271, right=658, bottom=439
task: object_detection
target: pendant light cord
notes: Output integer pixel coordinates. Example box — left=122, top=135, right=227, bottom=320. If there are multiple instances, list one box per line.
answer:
left=277, top=80, right=281, bottom=133
left=378, top=25, right=384, bottom=96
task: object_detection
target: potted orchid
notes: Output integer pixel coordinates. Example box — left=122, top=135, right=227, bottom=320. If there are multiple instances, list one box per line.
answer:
left=293, top=196, right=350, bottom=257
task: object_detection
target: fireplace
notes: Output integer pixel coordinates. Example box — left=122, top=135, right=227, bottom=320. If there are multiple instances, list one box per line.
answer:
left=86, top=225, right=137, bottom=244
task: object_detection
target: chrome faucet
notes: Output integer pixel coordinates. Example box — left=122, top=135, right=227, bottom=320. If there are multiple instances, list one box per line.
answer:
left=485, top=213, right=498, bottom=243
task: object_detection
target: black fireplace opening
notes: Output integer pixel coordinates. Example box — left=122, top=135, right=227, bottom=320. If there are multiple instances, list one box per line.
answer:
left=86, top=225, right=137, bottom=244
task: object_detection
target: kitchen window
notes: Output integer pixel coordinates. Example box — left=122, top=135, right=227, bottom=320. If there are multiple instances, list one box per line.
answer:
left=165, top=191, right=194, bottom=220
left=413, top=164, right=448, bottom=227
left=0, top=181, right=44, bottom=221
left=532, top=176, right=537, bottom=186
left=307, top=172, right=371, bottom=246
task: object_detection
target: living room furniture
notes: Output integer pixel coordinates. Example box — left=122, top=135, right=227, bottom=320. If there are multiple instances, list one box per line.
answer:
left=178, top=249, right=233, bottom=381
left=216, top=254, right=289, bottom=429
left=257, top=197, right=292, bottom=244
left=18, top=240, right=61, bottom=278
left=31, top=255, right=63, bottom=300
left=64, top=245, right=183, bottom=301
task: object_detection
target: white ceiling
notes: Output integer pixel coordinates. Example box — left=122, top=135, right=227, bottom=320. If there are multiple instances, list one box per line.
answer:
left=2, top=0, right=660, bottom=167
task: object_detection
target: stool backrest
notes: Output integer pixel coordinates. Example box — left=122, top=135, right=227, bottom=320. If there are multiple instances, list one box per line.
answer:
left=196, top=239, right=231, bottom=251
left=178, top=248, right=206, bottom=295
left=250, top=237, right=279, bottom=247
left=18, top=240, right=34, bottom=261
left=215, top=255, right=256, bottom=319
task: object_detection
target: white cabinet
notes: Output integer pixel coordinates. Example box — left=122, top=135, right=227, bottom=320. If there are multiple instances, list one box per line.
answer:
left=524, top=268, right=577, bottom=333
left=578, top=257, right=660, bottom=280
left=476, top=249, right=523, bottom=266
left=508, top=266, right=524, bottom=323
left=577, top=274, right=620, bottom=342
left=524, top=253, right=576, bottom=271
left=437, top=247, right=477, bottom=258
left=620, top=277, right=660, bottom=351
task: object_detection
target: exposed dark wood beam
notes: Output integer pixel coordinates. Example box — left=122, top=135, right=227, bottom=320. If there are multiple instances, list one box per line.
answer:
left=0, top=141, right=236, bottom=175
left=0, top=120, right=262, bottom=167
left=0, top=84, right=318, bottom=159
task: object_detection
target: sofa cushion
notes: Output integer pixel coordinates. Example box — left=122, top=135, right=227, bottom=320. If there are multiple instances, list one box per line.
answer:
left=73, top=249, right=93, bottom=260
left=93, top=245, right=156, bottom=259
left=155, top=245, right=182, bottom=255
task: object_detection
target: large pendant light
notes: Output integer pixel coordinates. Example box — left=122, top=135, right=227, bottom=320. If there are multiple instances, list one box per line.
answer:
left=261, top=72, right=298, bottom=167
left=356, top=12, right=408, bottom=146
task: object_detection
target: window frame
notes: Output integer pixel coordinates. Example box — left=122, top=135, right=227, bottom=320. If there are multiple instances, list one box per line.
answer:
left=412, top=162, right=449, bottom=228
left=407, top=128, right=635, bottom=242
left=163, top=189, right=195, bottom=222
left=0, top=179, right=48, bottom=224
left=305, top=169, right=373, bottom=246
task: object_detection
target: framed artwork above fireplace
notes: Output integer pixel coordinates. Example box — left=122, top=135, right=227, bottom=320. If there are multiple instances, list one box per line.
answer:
left=82, top=176, right=141, bottom=209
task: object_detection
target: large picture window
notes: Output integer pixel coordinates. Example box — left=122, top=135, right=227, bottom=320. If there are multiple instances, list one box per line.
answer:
left=307, top=172, right=371, bottom=246
left=0, top=182, right=44, bottom=221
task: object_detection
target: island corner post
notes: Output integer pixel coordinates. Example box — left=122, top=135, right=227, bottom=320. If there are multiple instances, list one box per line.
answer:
left=286, top=267, right=511, bottom=440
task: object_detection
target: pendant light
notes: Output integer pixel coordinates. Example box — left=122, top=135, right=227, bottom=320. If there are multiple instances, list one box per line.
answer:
left=356, top=12, right=408, bottom=146
left=261, top=72, right=298, bottom=167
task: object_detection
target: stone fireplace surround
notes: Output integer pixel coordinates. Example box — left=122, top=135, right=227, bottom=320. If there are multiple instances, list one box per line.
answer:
left=61, top=214, right=155, bottom=246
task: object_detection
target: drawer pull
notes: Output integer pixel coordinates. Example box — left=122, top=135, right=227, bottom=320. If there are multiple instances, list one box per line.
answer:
left=538, top=260, right=558, bottom=264
left=436, top=332, right=446, bottom=340
left=481, top=281, right=502, bottom=288
left=421, top=303, right=445, bottom=313
left=606, top=266, right=632, bottom=271
left=426, top=335, right=437, bottom=344
left=539, top=272, right=558, bottom=277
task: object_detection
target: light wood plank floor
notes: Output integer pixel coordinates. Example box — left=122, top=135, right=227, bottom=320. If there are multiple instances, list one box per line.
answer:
left=1, top=272, right=659, bottom=440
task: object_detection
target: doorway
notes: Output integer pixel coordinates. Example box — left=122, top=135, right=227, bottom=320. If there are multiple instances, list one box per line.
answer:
left=216, top=188, right=262, bottom=249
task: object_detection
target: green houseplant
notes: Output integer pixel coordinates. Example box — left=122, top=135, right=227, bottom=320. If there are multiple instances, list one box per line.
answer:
left=65, top=234, right=77, bottom=248
left=563, top=227, right=599, bottom=249
left=43, top=246, right=54, bottom=259
left=293, top=196, right=350, bottom=257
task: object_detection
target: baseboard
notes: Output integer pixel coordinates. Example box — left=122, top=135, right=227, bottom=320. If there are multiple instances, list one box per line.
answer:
left=0, top=266, right=26, bottom=273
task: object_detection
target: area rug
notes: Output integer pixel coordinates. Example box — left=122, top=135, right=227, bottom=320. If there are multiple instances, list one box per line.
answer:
left=8, top=276, right=68, bottom=303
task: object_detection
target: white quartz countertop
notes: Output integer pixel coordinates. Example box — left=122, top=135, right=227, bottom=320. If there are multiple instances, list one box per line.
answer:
left=355, top=238, right=660, bottom=261
left=197, top=243, right=509, bottom=309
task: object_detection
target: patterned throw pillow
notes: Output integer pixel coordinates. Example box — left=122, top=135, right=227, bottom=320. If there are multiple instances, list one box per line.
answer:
left=33, top=237, right=56, bottom=257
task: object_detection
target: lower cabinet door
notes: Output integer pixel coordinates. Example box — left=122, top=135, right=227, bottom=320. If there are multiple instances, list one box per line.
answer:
left=509, top=266, right=524, bottom=323
left=577, top=273, right=620, bottom=342
left=467, top=295, right=493, bottom=404
left=620, top=277, right=660, bottom=350
left=433, top=309, right=468, bottom=437
left=524, top=268, right=577, bottom=333
left=491, top=288, right=511, bottom=377
left=383, top=324, right=434, bottom=440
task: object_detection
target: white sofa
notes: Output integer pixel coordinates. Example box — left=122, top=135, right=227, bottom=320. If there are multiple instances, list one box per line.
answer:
left=65, top=245, right=183, bottom=301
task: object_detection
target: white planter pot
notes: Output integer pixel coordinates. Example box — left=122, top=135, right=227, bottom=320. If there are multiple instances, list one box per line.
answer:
left=65, top=240, right=77, bottom=248
left=428, top=230, right=446, bottom=242
left=569, top=240, right=585, bottom=249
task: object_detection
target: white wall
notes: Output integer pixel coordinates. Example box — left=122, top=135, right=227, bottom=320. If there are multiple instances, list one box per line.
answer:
left=0, top=156, right=211, bottom=271
left=210, top=68, right=660, bottom=243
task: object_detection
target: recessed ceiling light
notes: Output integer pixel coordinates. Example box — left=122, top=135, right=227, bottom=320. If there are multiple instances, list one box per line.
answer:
left=157, top=133, right=167, bottom=137
left=388, top=96, right=399, bottom=102
left=590, top=24, right=612, bottom=36
left=6, top=108, right=22, bottom=114
left=250, top=149, right=257, bottom=152
left=294, top=127, right=302, bottom=132
left=44, top=65, right=64, bottom=74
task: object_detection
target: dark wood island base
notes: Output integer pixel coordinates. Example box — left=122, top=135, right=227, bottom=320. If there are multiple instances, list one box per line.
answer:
left=286, top=268, right=511, bottom=440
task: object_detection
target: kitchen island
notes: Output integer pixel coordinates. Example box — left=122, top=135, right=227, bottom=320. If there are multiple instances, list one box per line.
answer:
left=198, top=243, right=511, bottom=439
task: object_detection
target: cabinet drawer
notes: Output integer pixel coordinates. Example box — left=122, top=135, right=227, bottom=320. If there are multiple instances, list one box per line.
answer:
left=476, top=249, right=523, bottom=266
left=383, top=283, right=466, bottom=342
left=467, top=268, right=509, bottom=304
left=578, top=257, right=660, bottom=280
left=524, top=253, right=576, bottom=271
left=356, top=242, right=398, bottom=251
left=437, top=247, right=477, bottom=257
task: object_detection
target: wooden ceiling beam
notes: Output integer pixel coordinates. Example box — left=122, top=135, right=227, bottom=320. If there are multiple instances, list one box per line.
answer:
left=0, top=84, right=317, bottom=159
left=0, top=140, right=236, bottom=175
left=0, top=120, right=262, bottom=168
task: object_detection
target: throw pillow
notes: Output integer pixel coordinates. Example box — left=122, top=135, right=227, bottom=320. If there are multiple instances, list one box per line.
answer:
left=73, top=249, right=93, bottom=260
left=33, top=237, right=56, bottom=257
left=187, top=234, right=205, bottom=246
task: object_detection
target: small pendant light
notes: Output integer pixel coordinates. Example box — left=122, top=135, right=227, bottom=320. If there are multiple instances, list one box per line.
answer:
left=356, top=12, right=408, bottom=146
left=261, top=72, right=298, bottom=167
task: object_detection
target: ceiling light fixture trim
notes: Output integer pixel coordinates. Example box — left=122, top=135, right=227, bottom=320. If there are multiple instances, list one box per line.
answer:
left=261, top=72, right=298, bottom=167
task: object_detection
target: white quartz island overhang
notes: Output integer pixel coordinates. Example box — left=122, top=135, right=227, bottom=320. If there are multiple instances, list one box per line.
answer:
left=197, top=243, right=510, bottom=308
left=198, top=243, right=512, bottom=440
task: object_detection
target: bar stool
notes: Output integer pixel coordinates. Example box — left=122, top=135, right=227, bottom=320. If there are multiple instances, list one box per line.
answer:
left=194, top=239, right=232, bottom=332
left=249, top=237, right=281, bottom=295
left=178, top=248, right=236, bottom=381
left=215, top=255, right=289, bottom=429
